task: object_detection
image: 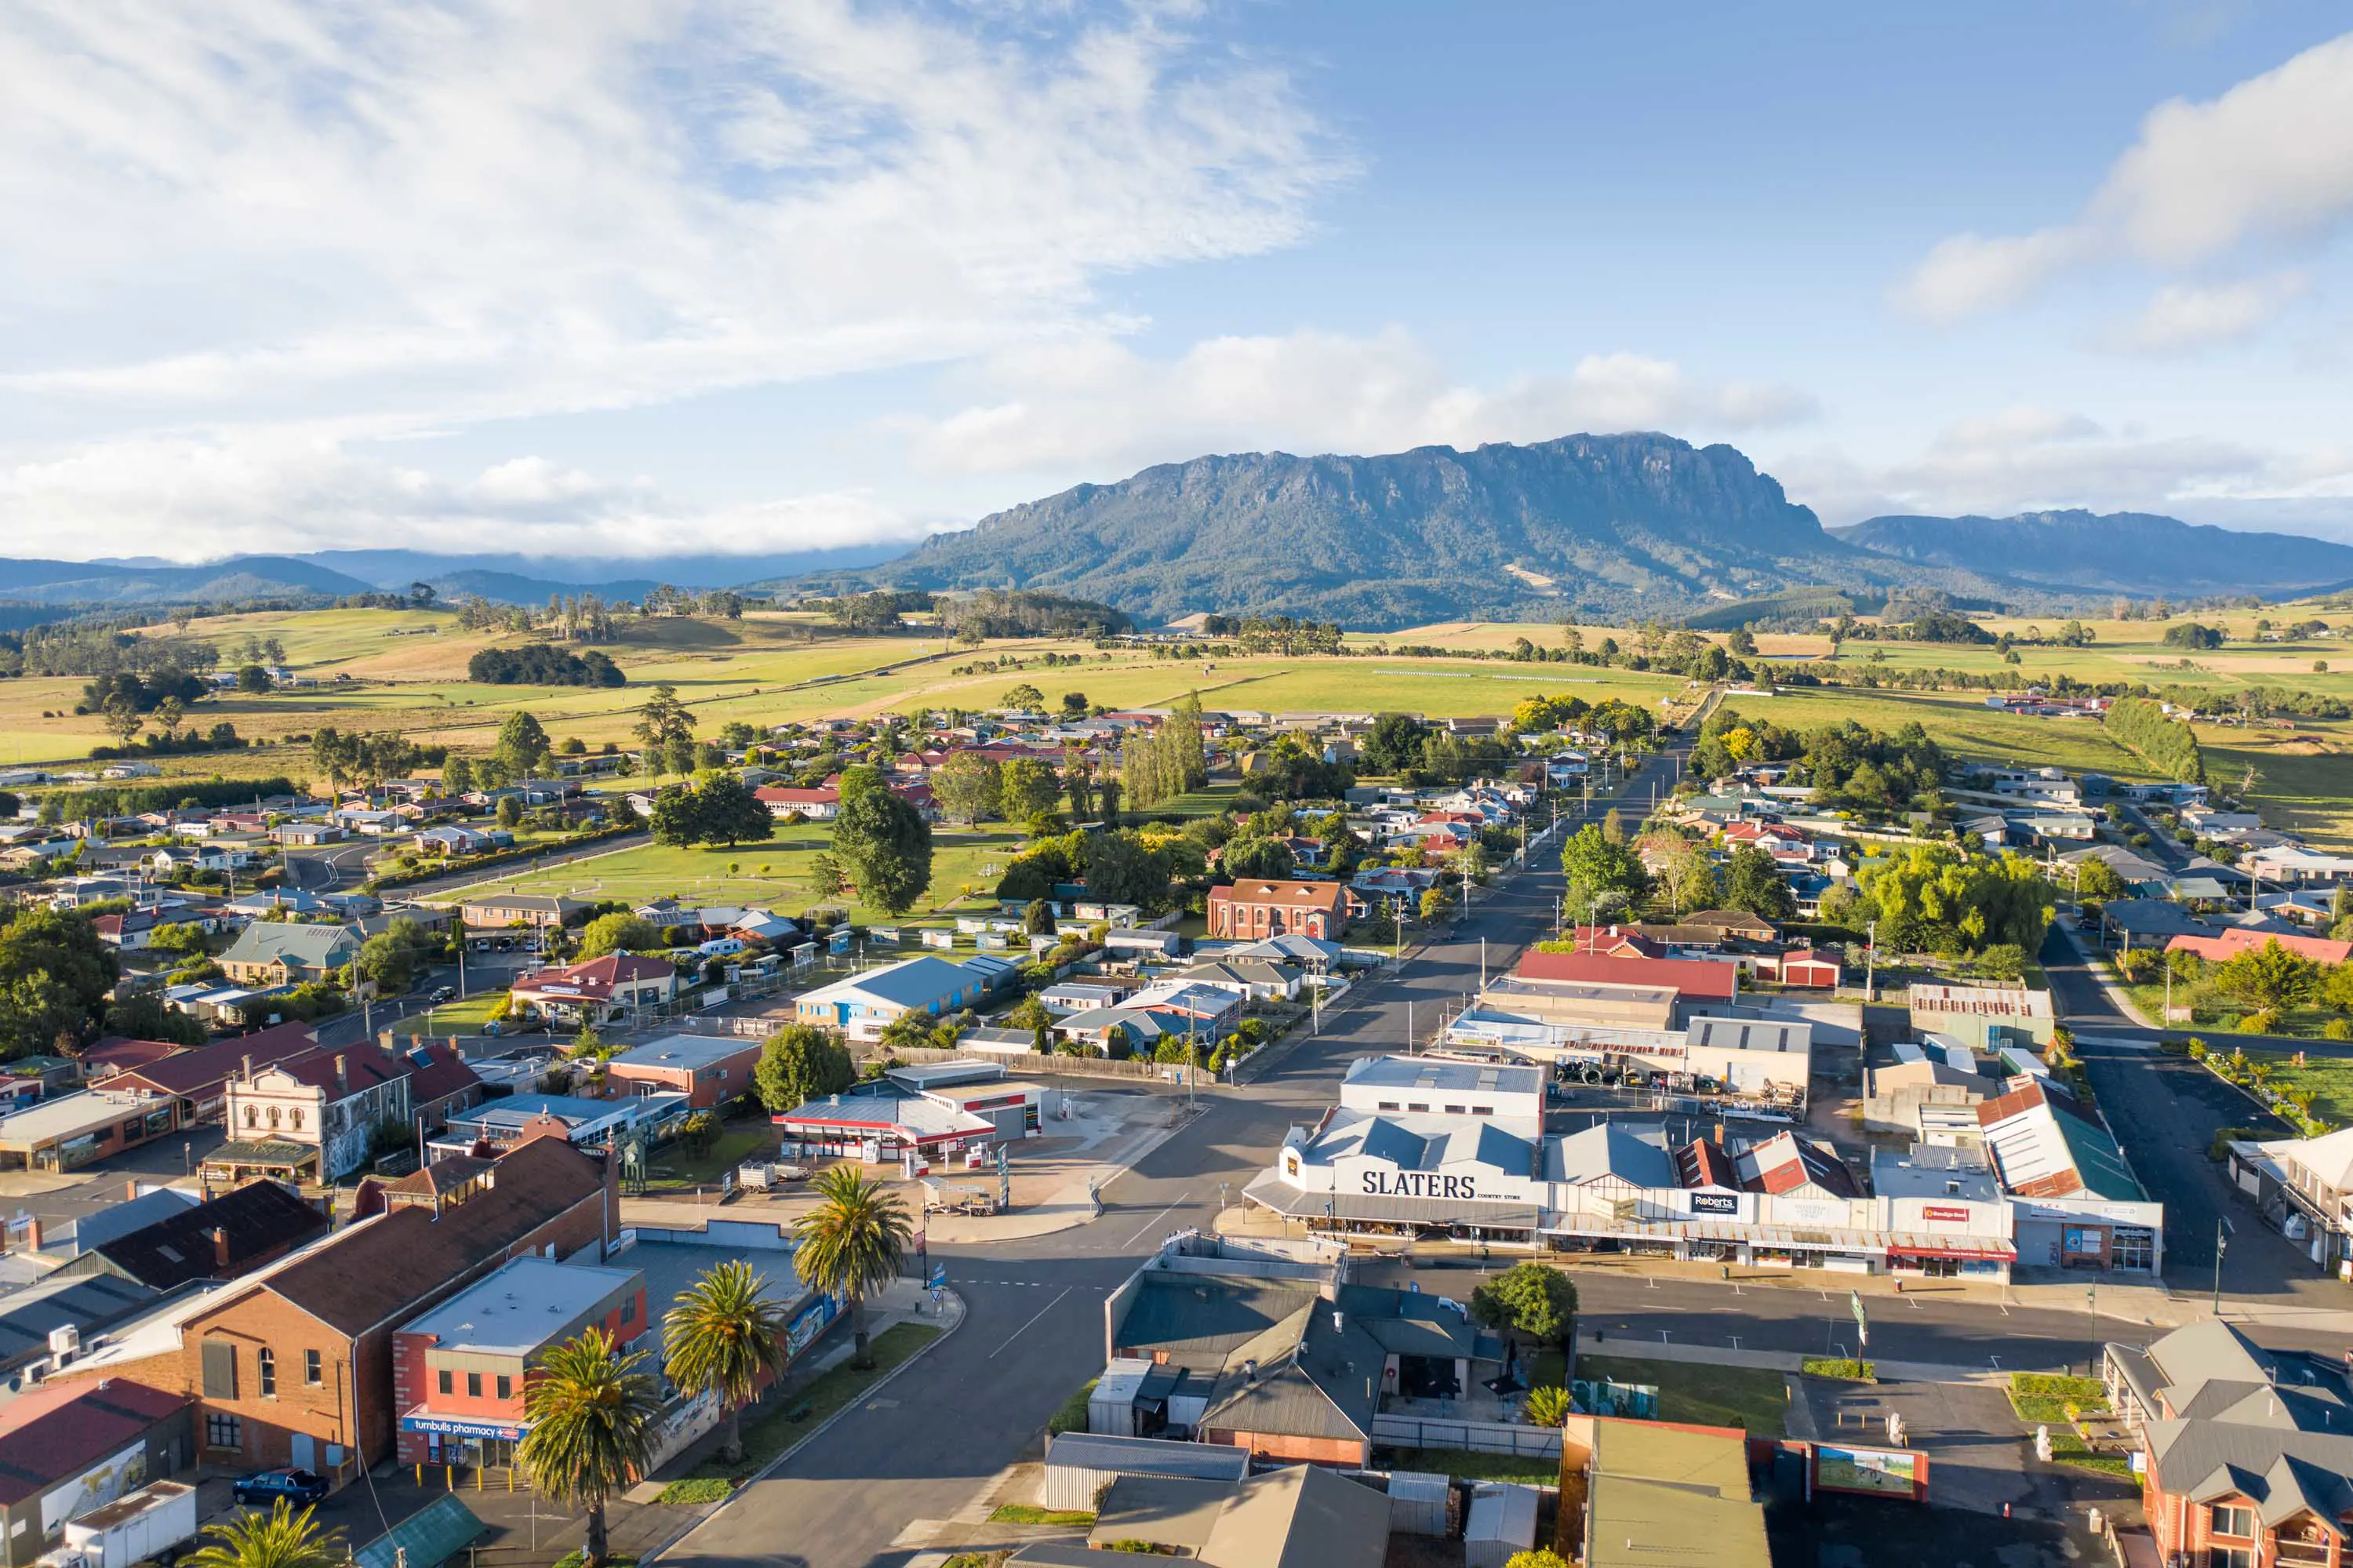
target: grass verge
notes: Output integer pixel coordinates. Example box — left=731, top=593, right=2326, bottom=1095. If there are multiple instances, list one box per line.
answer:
left=988, top=1505, right=1096, bottom=1526
left=1573, top=1354, right=1788, bottom=1437
left=655, top=1476, right=735, bottom=1504
left=686, top=1322, right=941, bottom=1483
left=2006, top=1372, right=2108, bottom=1425
left=1802, top=1359, right=1875, bottom=1383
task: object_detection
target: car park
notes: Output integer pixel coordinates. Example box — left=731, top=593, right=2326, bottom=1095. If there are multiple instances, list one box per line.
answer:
left=231, top=1468, right=328, bottom=1506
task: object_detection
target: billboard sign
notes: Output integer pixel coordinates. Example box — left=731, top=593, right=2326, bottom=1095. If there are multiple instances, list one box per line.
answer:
left=1812, top=1444, right=1927, bottom=1501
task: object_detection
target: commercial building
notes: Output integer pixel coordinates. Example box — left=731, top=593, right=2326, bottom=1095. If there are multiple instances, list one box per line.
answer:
left=1905, top=984, right=2056, bottom=1051
left=42, top=1137, right=616, bottom=1475
left=604, top=1035, right=763, bottom=1109
left=391, top=1256, right=645, bottom=1467
left=0, top=1379, right=192, bottom=1568
left=2107, top=1320, right=2353, bottom=1567
left=1337, top=1057, right=1543, bottom=1131
left=435, top=1093, right=688, bottom=1156
left=104, top=1024, right=323, bottom=1126
left=1514, top=949, right=1740, bottom=1008
left=2227, top=1126, right=2353, bottom=1275
left=791, top=956, right=991, bottom=1042
left=773, top=1061, right=1049, bottom=1163
left=1561, top=1416, right=1769, bottom=1568
left=48, top=1181, right=327, bottom=1292
left=1977, top=1079, right=2162, bottom=1274
left=222, top=1043, right=482, bottom=1182
left=0, top=1093, right=179, bottom=1173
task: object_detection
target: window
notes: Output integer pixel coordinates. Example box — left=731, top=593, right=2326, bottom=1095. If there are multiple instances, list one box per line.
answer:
left=1408, top=1103, right=1429, bottom=1113
left=1471, top=1107, right=1493, bottom=1117
left=304, top=1350, right=322, bottom=1386
left=204, top=1413, right=242, bottom=1451
left=200, top=1339, right=237, bottom=1399
left=2206, top=1550, right=2254, bottom=1568
left=495, top=1375, right=511, bottom=1401
left=267, top=1106, right=281, bottom=1129
left=2211, top=1506, right=2256, bottom=1540
left=1445, top=1104, right=1467, bottom=1115
left=290, top=1108, right=304, bottom=1130
left=467, top=1372, right=482, bottom=1398
left=1378, top=1101, right=1401, bottom=1111
left=438, top=1370, right=453, bottom=1395
left=243, top=1107, right=258, bottom=1129
left=257, top=1348, right=275, bottom=1398
left=2112, top=1228, right=2156, bottom=1271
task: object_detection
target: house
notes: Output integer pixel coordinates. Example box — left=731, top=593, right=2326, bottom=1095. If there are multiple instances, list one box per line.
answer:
left=603, top=1035, right=763, bottom=1109
left=2169, top=928, right=2353, bottom=968
left=456, top=894, right=587, bottom=930
left=1205, top=880, right=1353, bottom=941
left=273, top=822, right=347, bottom=847
left=390, top=1255, right=646, bottom=1467
left=0, top=1379, right=192, bottom=1568
left=217, top=922, right=363, bottom=986
left=90, top=908, right=216, bottom=951
left=508, top=954, right=680, bottom=1026
left=42, top=1137, right=616, bottom=1475
left=2105, top=1320, right=2353, bottom=1568
left=791, top=956, right=991, bottom=1042
left=2227, top=1126, right=2353, bottom=1276
left=1024, top=1462, right=1391, bottom=1568
left=753, top=786, right=840, bottom=821
left=1171, top=959, right=1304, bottom=1003
left=50, top=1181, right=328, bottom=1292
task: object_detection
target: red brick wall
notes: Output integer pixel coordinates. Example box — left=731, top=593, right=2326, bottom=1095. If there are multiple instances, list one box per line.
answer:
left=1200, top=1428, right=1368, bottom=1468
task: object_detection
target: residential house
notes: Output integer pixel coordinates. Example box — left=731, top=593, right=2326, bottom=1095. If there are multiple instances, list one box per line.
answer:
left=753, top=786, right=840, bottom=821
left=1171, top=959, right=1304, bottom=1003
left=456, top=894, right=587, bottom=930
left=42, top=1137, right=616, bottom=1475
left=216, top=922, right=362, bottom=986
left=507, top=954, right=680, bottom=1026
left=2169, top=928, right=2353, bottom=968
left=2227, top=1126, right=2353, bottom=1275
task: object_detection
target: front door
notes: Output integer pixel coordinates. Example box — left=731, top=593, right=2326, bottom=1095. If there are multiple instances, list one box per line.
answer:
left=289, top=1432, right=315, bottom=1470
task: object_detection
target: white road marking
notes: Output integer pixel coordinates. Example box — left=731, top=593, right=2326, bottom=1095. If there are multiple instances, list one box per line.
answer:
left=1115, top=1197, right=1190, bottom=1248
left=987, top=1287, right=1072, bottom=1360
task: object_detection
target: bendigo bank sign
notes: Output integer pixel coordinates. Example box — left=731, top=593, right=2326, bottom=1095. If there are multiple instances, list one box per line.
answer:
left=1362, top=1170, right=1482, bottom=1200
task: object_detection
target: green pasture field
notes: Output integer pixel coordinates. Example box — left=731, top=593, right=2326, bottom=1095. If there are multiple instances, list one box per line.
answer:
left=446, top=820, right=1035, bottom=929
left=1708, top=686, right=2160, bottom=779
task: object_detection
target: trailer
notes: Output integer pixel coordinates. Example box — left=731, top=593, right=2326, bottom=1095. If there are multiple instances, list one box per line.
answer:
left=42, top=1480, right=198, bottom=1568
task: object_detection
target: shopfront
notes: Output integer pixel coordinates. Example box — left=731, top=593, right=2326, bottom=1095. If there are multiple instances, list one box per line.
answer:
left=401, top=1412, right=523, bottom=1470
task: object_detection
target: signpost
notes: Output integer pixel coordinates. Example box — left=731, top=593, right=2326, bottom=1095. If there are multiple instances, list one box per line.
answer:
left=1849, top=1290, right=1868, bottom=1354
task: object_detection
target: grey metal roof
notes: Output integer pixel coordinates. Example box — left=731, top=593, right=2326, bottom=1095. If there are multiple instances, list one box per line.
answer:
left=0, top=1271, right=161, bottom=1368
left=1198, top=1463, right=1389, bottom=1568
left=1113, top=1272, right=1324, bottom=1370
left=1342, top=1055, right=1543, bottom=1096
left=1043, top=1432, right=1250, bottom=1483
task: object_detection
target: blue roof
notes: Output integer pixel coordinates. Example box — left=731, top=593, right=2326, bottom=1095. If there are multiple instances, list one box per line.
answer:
left=835, top=955, right=978, bottom=1008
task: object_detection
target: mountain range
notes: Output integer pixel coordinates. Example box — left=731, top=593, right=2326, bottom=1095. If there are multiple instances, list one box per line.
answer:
left=5, top=434, right=2349, bottom=627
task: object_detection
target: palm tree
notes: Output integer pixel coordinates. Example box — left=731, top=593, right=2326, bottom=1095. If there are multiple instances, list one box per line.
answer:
left=184, top=1500, right=344, bottom=1568
left=518, top=1330, right=659, bottom=1568
left=795, top=1166, right=913, bottom=1370
left=664, top=1259, right=791, bottom=1463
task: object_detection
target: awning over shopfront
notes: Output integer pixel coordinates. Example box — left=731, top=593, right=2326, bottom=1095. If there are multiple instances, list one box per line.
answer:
left=1883, top=1231, right=2017, bottom=1261
left=1242, top=1170, right=1540, bottom=1231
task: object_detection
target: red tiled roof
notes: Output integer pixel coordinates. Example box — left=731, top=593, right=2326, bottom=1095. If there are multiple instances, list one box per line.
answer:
left=1514, top=951, right=1740, bottom=1002
left=513, top=952, right=676, bottom=1002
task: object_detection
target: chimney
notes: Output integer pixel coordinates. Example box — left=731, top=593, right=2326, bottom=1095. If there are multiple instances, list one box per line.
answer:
left=211, top=1227, right=230, bottom=1271
left=334, top=1055, right=348, bottom=1095
left=242, top=1053, right=253, bottom=1081
left=1243, top=1359, right=1257, bottom=1384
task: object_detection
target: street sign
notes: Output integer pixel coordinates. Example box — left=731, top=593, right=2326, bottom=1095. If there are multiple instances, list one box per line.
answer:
left=929, top=1264, right=947, bottom=1286
left=1849, top=1290, right=1868, bottom=1350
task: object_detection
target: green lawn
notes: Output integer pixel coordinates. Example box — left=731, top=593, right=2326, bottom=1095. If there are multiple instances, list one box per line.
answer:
left=449, top=822, right=1031, bottom=928
left=1574, top=1354, right=1789, bottom=1436
left=395, top=991, right=508, bottom=1036
left=989, top=1505, right=1096, bottom=1526
left=2245, top=1053, right=2353, bottom=1123
left=2006, top=1373, right=2107, bottom=1424
left=646, top=1126, right=773, bottom=1189
left=686, top=1322, right=941, bottom=1483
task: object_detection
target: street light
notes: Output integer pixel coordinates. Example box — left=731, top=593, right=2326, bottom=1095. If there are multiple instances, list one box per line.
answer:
left=2213, top=1217, right=2232, bottom=1319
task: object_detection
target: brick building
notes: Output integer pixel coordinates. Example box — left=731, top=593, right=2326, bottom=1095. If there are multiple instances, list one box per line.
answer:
left=391, top=1255, right=646, bottom=1467
left=1204, top=880, right=1354, bottom=942
left=45, top=1137, right=614, bottom=1478
left=604, top=1035, right=763, bottom=1110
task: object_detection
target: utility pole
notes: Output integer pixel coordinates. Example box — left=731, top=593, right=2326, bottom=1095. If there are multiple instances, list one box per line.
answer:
left=2213, top=1217, right=2231, bottom=1318
left=1480, top=937, right=1487, bottom=991
left=1407, top=999, right=1414, bottom=1055
left=1864, top=920, right=1878, bottom=1002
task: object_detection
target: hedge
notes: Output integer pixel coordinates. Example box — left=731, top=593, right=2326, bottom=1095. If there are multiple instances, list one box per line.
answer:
left=366, top=822, right=643, bottom=893
left=2104, top=697, right=2204, bottom=784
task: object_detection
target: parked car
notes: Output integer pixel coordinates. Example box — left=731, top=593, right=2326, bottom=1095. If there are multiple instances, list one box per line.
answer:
left=428, top=986, right=456, bottom=1002
left=231, top=1468, right=328, bottom=1506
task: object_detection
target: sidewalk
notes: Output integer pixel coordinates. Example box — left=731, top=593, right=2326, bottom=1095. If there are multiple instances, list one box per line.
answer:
left=1572, top=1330, right=2002, bottom=1388
left=2058, top=919, right=2159, bottom=1030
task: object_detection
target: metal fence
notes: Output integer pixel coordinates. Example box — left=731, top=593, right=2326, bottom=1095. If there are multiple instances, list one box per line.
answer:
left=1370, top=1414, right=1563, bottom=1459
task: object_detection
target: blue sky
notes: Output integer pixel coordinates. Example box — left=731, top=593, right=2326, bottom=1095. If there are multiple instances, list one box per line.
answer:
left=4, top=1, right=2351, bottom=562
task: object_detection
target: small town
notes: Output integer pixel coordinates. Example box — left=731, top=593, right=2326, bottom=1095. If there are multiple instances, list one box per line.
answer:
left=11, top=9, right=2353, bottom=1568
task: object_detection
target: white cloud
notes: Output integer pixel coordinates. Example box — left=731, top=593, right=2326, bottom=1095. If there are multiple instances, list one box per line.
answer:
left=898, top=329, right=1817, bottom=477
left=2099, top=271, right=2311, bottom=353
left=1769, top=406, right=2322, bottom=526
left=0, top=431, right=932, bottom=562
left=0, top=0, right=1346, bottom=558
left=1899, top=29, right=2353, bottom=320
